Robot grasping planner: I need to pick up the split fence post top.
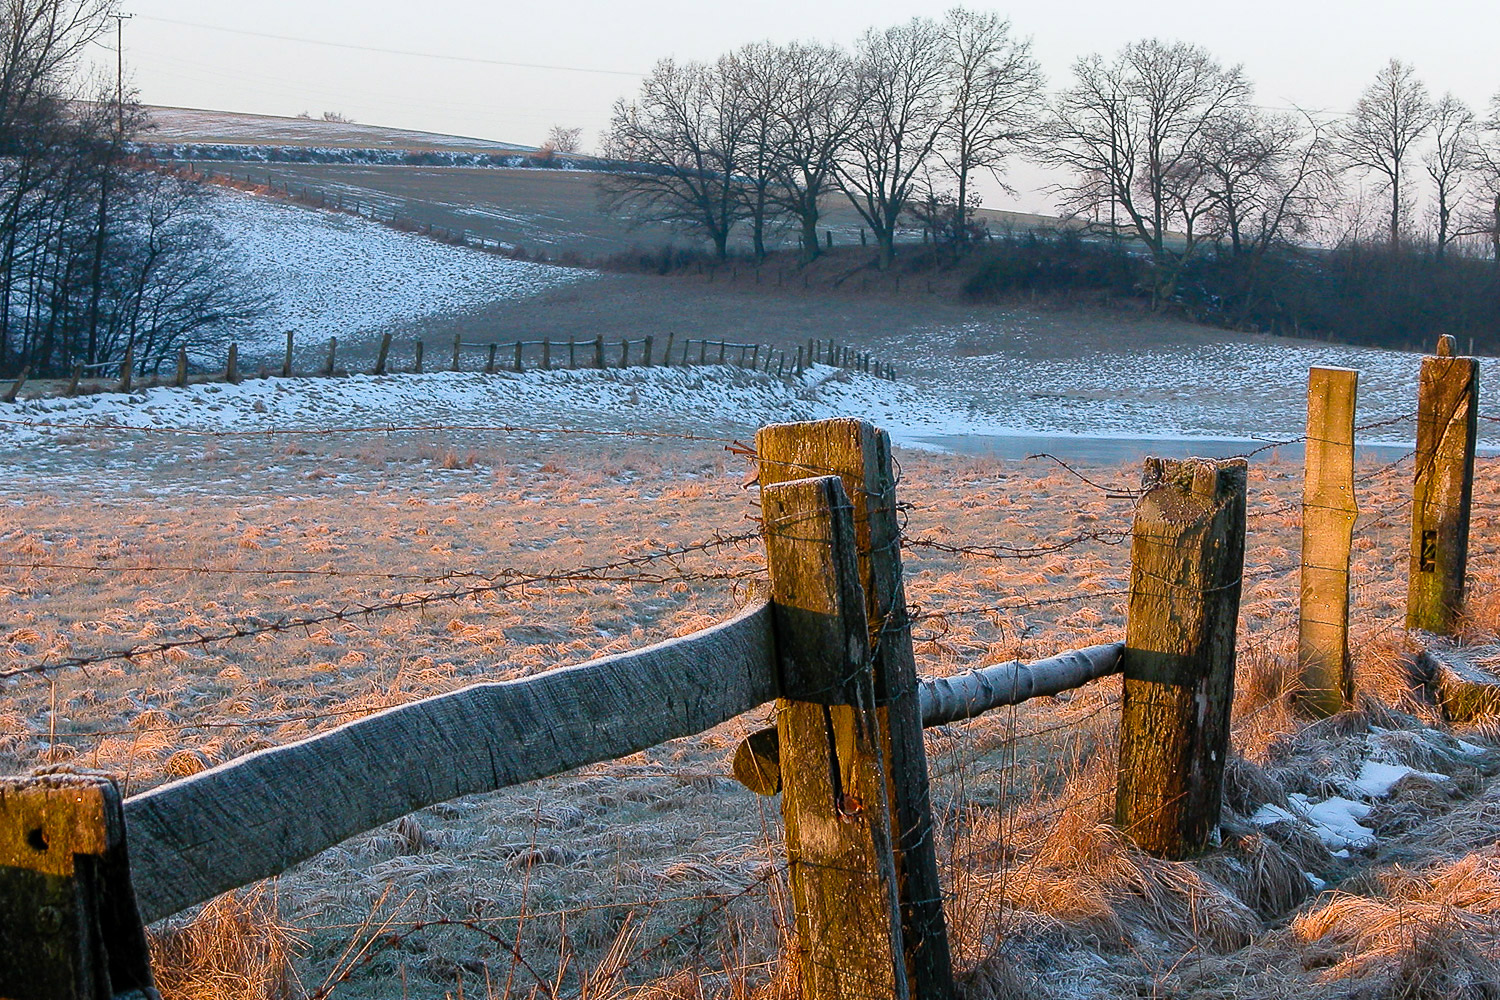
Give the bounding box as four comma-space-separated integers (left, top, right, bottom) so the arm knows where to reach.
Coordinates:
1437, 334, 1457, 357
759, 474, 909, 1000
1116, 457, 1247, 859
754, 418, 954, 999
1299, 367, 1359, 716
0, 769, 156, 1000
1408, 338, 1479, 634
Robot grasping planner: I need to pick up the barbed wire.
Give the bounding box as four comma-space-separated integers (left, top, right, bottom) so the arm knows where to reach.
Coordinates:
0, 530, 764, 681
904, 527, 1129, 561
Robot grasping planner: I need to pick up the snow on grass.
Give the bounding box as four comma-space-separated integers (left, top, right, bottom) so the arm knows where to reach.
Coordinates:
208, 191, 585, 351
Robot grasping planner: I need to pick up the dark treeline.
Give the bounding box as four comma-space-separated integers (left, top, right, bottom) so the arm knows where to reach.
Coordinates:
604, 10, 1500, 349
0, 0, 258, 379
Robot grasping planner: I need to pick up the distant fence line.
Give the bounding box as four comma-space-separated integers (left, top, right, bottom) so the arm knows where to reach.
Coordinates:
1, 330, 895, 403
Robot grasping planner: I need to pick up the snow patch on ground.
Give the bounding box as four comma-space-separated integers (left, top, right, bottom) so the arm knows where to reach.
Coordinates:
207, 192, 585, 351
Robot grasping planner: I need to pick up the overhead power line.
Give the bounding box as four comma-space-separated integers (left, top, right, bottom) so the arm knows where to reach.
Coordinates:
136, 14, 644, 78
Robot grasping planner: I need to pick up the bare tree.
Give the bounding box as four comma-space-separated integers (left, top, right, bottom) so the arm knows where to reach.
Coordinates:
601, 58, 752, 259
1040, 39, 1251, 305
1336, 59, 1434, 247
1474, 94, 1500, 260
545, 125, 583, 154
1200, 107, 1334, 256
1424, 95, 1476, 260
723, 42, 784, 259
938, 7, 1042, 247
760, 41, 861, 261
837, 17, 952, 268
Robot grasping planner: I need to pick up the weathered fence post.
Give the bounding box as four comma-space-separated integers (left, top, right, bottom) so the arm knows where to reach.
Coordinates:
224, 343, 238, 384
698, 339, 708, 364
173, 349, 186, 388
568, 338, 577, 369
760, 474, 910, 1000
412, 340, 424, 374
0, 770, 157, 999
282, 332, 294, 377
683, 337, 693, 365
324, 337, 338, 377
513, 341, 524, 373
542, 339, 551, 370
485, 344, 498, 374
373, 333, 392, 376
68, 363, 83, 396
1299, 367, 1358, 715
663, 332, 674, 367
644, 335, 654, 366
3, 367, 28, 403
717, 340, 727, 364
117, 345, 133, 393
755, 418, 955, 999
593, 335, 605, 368
620, 339, 630, 367
1408, 335, 1479, 635
452, 334, 462, 372
1116, 457, 1247, 859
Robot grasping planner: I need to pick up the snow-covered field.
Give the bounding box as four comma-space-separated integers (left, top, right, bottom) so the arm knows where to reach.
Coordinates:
207, 193, 585, 351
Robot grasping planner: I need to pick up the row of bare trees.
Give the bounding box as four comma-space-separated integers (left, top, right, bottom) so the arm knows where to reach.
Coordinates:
0, 0, 259, 379
601, 10, 1041, 269
602, 16, 1500, 305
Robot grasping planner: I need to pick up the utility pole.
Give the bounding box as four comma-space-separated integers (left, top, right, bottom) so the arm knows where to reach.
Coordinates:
109, 11, 132, 135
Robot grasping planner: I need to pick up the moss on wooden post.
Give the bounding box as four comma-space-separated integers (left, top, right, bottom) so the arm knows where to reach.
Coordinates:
1408, 336, 1478, 635
1299, 368, 1358, 715
1116, 457, 1247, 859
0, 770, 157, 1000
756, 419, 954, 1000
761, 475, 909, 1000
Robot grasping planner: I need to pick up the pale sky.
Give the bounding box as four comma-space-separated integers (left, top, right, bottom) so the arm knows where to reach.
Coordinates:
88, 0, 1499, 214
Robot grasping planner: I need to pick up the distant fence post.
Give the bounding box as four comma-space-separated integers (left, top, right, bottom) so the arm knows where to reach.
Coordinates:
542, 339, 551, 370
451, 334, 462, 372
717, 340, 727, 364
485, 344, 498, 374
698, 339, 708, 364
1408, 335, 1479, 635
117, 344, 133, 393
619, 339, 629, 367
593, 335, 605, 369
0, 771, 157, 999
412, 340, 424, 374
282, 332, 294, 377
795, 345, 804, 371
644, 335, 654, 367
663, 332, 674, 367
756, 418, 955, 999
3, 367, 28, 403
324, 337, 338, 377
760, 474, 910, 1000
1116, 457, 1247, 859
568, 338, 577, 369
224, 343, 238, 384
173, 349, 186, 388
373, 333, 392, 376
1298, 367, 1358, 716
513, 341, 524, 373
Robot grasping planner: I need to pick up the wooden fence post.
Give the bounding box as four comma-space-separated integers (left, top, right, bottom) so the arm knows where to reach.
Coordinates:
412, 340, 424, 374
224, 343, 238, 384
698, 339, 708, 364
1116, 457, 1247, 859
568, 338, 577, 369
373, 333, 392, 376
485, 344, 498, 374
663, 332, 674, 367
542, 339, 551, 370
282, 332, 293, 377
67, 363, 83, 396
718, 340, 727, 364
760, 474, 910, 1000
0, 770, 157, 999
173, 349, 186, 388
644, 334, 654, 367
452, 334, 462, 372
620, 339, 630, 367
513, 341, 524, 373
117, 345, 133, 393
683, 337, 693, 365
3, 367, 28, 403
324, 337, 337, 377
1408, 335, 1479, 635
594, 335, 605, 369
1299, 367, 1358, 715
756, 419, 954, 999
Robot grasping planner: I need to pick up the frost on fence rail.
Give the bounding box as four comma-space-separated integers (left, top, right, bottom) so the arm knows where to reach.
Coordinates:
122, 600, 777, 923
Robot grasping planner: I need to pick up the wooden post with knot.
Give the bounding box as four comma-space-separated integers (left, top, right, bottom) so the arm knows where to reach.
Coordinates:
1116, 457, 1246, 859
1299, 367, 1358, 715
748, 418, 954, 999
760, 473, 909, 1000
0, 769, 158, 999
1408, 334, 1478, 635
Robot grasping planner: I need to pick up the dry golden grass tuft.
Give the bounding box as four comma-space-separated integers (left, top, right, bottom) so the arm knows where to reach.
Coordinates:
149, 888, 302, 1000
